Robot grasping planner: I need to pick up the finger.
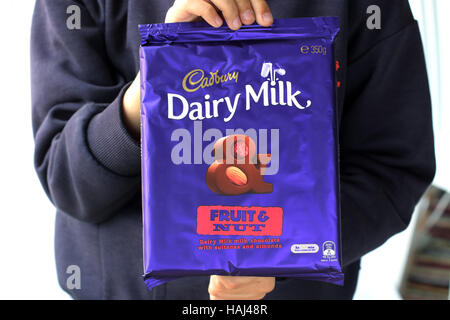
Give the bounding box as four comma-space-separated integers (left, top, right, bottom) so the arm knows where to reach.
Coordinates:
210, 0, 241, 30
209, 277, 267, 300
210, 276, 274, 297
249, 0, 273, 27
210, 291, 267, 300
209, 275, 249, 297
223, 277, 275, 295
219, 276, 258, 290
166, 0, 223, 28
235, 0, 255, 25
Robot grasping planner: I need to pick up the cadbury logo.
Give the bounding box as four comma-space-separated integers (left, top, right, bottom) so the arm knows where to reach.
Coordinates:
170, 62, 312, 123
182, 69, 239, 93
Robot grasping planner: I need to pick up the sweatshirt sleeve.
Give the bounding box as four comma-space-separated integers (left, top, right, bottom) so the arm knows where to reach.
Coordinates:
340, 0, 436, 266
31, 0, 141, 223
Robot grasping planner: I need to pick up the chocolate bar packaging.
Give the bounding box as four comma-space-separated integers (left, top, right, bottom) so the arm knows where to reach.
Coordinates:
139, 17, 343, 290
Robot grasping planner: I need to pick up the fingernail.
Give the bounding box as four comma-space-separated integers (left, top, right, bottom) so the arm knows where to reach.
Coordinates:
215, 17, 223, 28
232, 17, 241, 29
242, 10, 254, 23
262, 12, 273, 25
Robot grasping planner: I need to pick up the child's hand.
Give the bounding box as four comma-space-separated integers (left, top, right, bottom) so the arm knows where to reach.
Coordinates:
209, 275, 275, 300
166, 0, 273, 30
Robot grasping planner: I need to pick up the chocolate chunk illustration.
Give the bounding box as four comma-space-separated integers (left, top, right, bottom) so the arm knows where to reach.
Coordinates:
206, 134, 273, 195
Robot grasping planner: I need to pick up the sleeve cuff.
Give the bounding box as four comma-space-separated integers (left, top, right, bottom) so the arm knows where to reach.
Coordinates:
87, 83, 141, 176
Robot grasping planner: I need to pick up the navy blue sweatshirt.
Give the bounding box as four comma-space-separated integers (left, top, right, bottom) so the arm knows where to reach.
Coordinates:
31, 0, 435, 299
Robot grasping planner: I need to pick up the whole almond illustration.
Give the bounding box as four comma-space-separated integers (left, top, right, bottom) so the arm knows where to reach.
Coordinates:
225, 166, 248, 186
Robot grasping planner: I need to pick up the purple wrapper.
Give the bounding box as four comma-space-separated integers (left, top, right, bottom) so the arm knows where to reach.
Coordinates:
139, 17, 343, 290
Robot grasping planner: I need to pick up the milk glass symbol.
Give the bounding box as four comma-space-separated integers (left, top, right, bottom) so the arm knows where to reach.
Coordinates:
322, 241, 336, 257
261, 62, 286, 85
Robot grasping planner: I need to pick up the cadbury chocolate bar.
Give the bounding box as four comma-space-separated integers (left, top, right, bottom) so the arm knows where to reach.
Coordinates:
139, 17, 343, 290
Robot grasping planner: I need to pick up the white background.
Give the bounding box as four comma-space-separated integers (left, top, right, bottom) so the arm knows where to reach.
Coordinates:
0, 1, 447, 300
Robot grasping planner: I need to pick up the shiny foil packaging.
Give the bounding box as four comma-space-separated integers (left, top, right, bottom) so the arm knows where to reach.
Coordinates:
139, 17, 343, 290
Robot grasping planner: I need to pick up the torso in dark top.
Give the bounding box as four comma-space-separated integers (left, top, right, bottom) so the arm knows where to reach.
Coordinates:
55, 0, 356, 300
48, 0, 428, 299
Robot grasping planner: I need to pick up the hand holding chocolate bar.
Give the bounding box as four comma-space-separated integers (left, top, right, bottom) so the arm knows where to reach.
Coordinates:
208, 275, 275, 300
165, 0, 273, 30
123, 0, 273, 140
163, 0, 275, 300
122, 72, 141, 140
140, 15, 343, 294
